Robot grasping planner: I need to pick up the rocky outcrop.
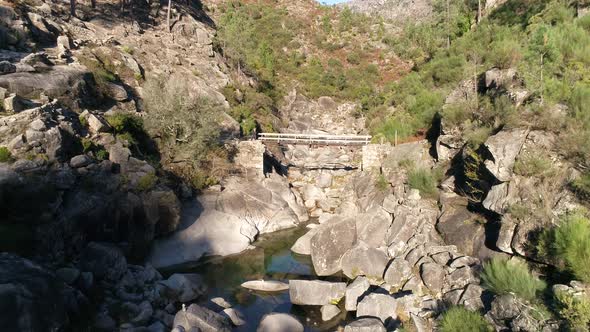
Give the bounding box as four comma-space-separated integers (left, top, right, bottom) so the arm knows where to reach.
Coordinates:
150, 174, 306, 268
280, 90, 364, 135
482, 129, 528, 182
0, 253, 88, 332
0, 65, 99, 110
0, 103, 182, 260
437, 193, 487, 258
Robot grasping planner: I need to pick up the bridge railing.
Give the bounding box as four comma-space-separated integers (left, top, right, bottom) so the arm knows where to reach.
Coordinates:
258, 133, 372, 145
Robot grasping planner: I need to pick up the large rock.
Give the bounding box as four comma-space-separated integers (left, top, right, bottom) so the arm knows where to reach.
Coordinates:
80, 110, 111, 134
289, 280, 346, 305
0, 66, 99, 109
0, 253, 86, 332
341, 243, 389, 284
355, 209, 392, 248
149, 192, 257, 268
420, 263, 445, 295
383, 258, 413, 290
159, 274, 206, 302
320, 304, 341, 321
386, 202, 437, 258
3, 93, 23, 112
496, 216, 517, 254
310, 218, 356, 275
344, 318, 386, 332
149, 190, 181, 235
485, 68, 517, 90
172, 304, 231, 332
482, 182, 513, 213
0, 61, 16, 75
257, 313, 304, 332
437, 194, 486, 258
105, 82, 128, 101
290, 227, 319, 255
483, 129, 528, 182
356, 293, 398, 323
381, 140, 434, 170
78, 242, 127, 282
345, 276, 370, 311
27, 12, 58, 43
216, 177, 301, 235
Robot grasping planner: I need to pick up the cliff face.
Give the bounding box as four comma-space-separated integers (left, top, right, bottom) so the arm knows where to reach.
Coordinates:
341, 0, 434, 23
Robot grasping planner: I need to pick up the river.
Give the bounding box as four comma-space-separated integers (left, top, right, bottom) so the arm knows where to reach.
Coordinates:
165, 225, 350, 331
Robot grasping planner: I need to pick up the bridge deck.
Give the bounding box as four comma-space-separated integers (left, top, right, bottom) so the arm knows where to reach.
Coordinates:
258, 133, 371, 145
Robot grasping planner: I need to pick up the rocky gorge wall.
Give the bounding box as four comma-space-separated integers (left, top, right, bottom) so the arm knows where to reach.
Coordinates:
1, 0, 589, 331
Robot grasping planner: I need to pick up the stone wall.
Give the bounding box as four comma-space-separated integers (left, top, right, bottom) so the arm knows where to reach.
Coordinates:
235, 140, 265, 177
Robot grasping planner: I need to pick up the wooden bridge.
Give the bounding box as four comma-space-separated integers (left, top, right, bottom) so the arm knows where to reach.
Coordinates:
257, 133, 372, 146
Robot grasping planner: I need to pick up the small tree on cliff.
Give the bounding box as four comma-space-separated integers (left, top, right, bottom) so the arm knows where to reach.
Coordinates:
70, 0, 76, 16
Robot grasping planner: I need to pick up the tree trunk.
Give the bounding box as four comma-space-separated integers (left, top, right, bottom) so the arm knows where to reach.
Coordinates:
473, 55, 478, 110
70, 0, 76, 16
540, 53, 545, 106
478, 0, 482, 23
446, 0, 451, 49
167, 0, 172, 33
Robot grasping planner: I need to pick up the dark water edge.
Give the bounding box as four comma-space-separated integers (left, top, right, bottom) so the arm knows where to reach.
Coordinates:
164, 225, 350, 331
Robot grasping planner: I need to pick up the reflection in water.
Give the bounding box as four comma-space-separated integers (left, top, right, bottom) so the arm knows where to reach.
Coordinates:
170, 226, 349, 331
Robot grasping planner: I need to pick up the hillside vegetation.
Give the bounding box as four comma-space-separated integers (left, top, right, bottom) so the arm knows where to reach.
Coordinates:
214, 1, 589, 162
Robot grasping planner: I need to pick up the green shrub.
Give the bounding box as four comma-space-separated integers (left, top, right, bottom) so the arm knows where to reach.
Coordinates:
488, 38, 522, 69
79, 115, 88, 127
552, 214, 590, 283
441, 103, 471, 128
465, 126, 492, 148
95, 149, 109, 161
372, 112, 421, 143
555, 290, 590, 331
81, 138, 93, 153
375, 174, 389, 192
398, 158, 415, 170
121, 45, 134, 55
408, 168, 439, 197
440, 307, 492, 332
137, 173, 157, 192
481, 258, 546, 301
106, 113, 144, 135
514, 154, 552, 177
346, 50, 362, 65
105, 113, 149, 153
508, 203, 530, 221
191, 170, 218, 190
571, 172, 590, 200
0, 147, 12, 163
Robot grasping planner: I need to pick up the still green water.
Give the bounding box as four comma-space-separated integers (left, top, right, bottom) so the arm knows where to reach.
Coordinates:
170, 225, 349, 331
